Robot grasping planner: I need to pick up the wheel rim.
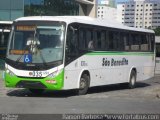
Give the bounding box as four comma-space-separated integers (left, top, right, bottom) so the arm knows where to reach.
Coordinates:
80, 78, 87, 89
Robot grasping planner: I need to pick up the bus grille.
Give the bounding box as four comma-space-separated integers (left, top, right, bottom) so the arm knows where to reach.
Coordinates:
16, 81, 46, 89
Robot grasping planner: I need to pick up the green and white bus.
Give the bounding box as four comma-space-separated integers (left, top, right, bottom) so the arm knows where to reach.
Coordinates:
4, 16, 155, 95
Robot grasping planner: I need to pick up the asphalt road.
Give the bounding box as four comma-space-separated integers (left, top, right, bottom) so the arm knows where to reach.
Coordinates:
0, 75, 160, 115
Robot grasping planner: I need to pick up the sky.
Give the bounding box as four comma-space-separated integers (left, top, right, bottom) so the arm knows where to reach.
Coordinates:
116, 0, 128, 3
116, 0, 126, 2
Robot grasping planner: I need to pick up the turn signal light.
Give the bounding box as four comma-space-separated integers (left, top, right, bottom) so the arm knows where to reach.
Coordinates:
46, 80, 57, 84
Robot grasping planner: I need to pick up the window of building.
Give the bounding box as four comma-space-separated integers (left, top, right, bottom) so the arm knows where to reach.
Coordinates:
154, 4, 157, 6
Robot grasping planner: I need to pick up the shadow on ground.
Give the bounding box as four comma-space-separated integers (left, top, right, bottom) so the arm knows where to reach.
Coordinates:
6, 82, 150, 98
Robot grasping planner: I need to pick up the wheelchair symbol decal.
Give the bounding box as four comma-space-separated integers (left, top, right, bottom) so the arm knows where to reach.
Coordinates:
24, 54, 32, 63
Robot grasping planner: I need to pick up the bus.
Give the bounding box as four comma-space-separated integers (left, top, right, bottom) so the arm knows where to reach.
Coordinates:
0, 21, 12, 59
3, 16, 155, 95
155, 36, 160, 75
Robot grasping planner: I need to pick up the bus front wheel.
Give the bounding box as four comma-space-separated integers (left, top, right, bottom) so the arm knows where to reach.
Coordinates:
128, 70, 137, 89
76, 74, 90, 95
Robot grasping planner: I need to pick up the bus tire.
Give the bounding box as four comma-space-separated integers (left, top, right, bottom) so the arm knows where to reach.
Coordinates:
29, 89, 44, 94
128, 70, 137, 89
76, 74, 90, 95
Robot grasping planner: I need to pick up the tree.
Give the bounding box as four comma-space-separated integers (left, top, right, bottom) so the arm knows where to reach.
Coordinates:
154, 27, 160, 36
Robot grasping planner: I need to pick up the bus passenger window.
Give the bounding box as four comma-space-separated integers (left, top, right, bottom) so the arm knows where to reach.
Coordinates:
88, 40, 94, 49
123, 33, 130, 51
150, 35, 155, 52
79, 29, 86, 50
96, 31, 102, 50
131, 34, 140, 51
108, 31, 113, 50
87, 30, 94, 50
140, 34, 149, 51
101, 31, 106, 50
66, 25, 78, 63
156, 43, 160, 57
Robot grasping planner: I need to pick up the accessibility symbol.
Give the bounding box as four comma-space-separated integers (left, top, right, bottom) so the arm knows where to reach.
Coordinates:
24, 54, 32, 63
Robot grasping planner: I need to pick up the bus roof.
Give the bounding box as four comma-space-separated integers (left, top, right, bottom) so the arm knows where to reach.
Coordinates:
15, 16, 154, 33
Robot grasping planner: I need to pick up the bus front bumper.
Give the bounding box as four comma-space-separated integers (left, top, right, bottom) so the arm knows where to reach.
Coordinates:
4, 71, 64, 90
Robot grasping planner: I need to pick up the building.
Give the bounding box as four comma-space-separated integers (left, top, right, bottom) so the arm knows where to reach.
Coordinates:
0, 0, 79, 21
97, 0, 117, 20
25, 0, 79, 16
76, 0, 117, 19
0, 0, 24, 21
117, 0, 160, 29
76, 0, 96, 17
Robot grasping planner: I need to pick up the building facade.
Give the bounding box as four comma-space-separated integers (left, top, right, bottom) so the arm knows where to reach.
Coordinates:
25, 0, 79, 16
0, 0, 79, 21
76, 0, 96, 17
97, 0, 117, 20
117, 0, 160, 29
0, 0, 24, 21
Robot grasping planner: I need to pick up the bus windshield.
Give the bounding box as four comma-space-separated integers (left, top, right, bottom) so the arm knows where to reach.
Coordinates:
7, 22, 65, 64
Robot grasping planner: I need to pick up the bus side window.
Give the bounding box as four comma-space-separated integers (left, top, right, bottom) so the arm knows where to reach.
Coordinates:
101, 31, 106, 50
66, 25, 78, 63
151, 34, 155, 52
87, 29, 94, 50
130, 33, 140, 51
96, 31, 102, 50
113, 31, 119, 50
156, 43, 160, 57
140, 34, 149, 51
118, 32, 125, 51
105, 31, 109, 50
108, 31, 118, 51
79, 29, 86, 50
123, 33, 130, 51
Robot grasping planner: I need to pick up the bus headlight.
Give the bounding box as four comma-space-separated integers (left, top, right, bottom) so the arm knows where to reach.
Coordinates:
6, 69, 15, 76
47, 71, 58, 78
47, 69, 62, 78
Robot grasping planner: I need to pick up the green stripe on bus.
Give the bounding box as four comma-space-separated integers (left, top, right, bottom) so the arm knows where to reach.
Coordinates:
86, 51, 154, 56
